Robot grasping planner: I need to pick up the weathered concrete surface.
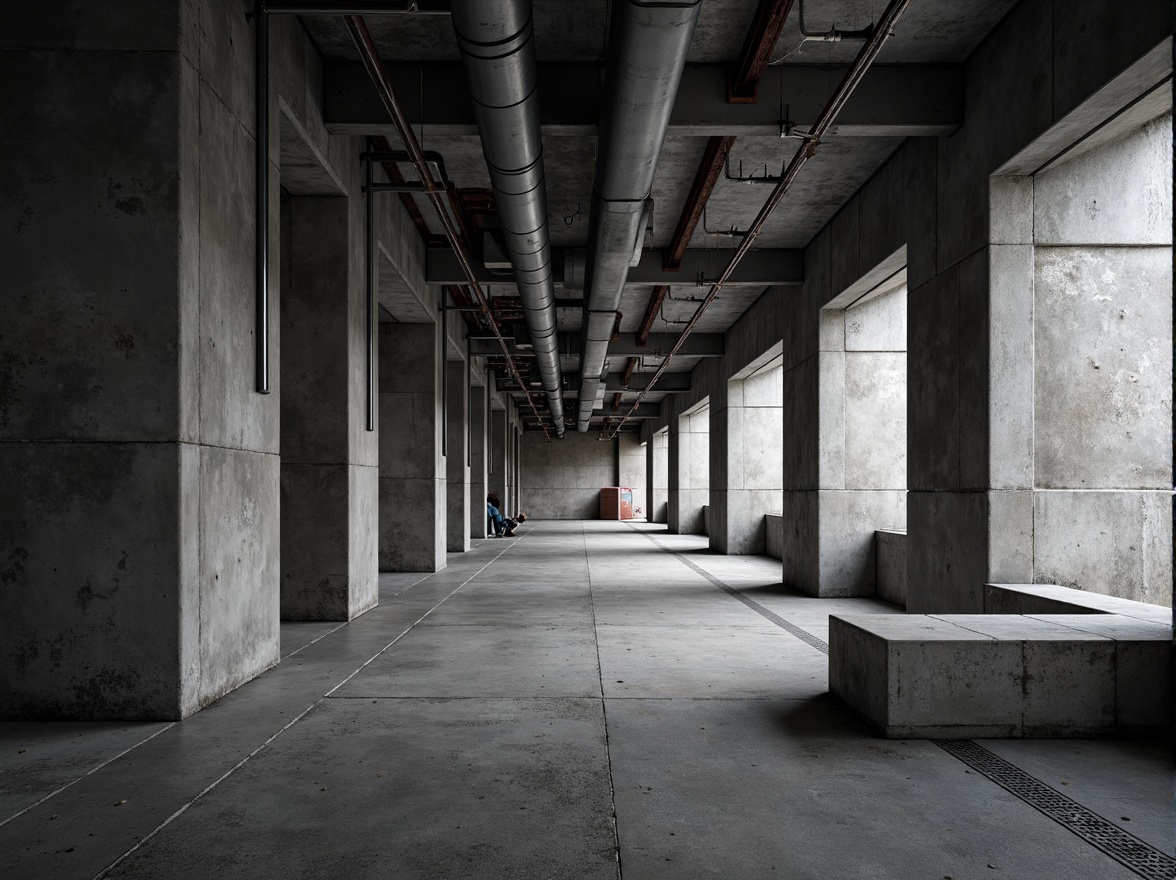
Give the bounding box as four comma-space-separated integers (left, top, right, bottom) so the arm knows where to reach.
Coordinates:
522, 431, 615, 520
279, 193, 378, 621
674, 405, 709, 535
378, 323, 446, 572
445, 359, 469, 552
0, 2, 285, 718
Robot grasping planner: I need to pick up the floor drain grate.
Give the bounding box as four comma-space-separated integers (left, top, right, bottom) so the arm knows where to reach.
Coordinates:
934, 739, 1176, 880
630, 527, 829, 654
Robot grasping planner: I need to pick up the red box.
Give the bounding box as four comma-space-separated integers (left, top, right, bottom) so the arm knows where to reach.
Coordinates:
600, 487, 634, 520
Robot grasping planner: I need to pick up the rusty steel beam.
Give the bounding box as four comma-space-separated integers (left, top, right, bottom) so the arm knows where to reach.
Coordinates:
663, 138, 734, 271
729, 0, 796, 103
636, 285, 669, 348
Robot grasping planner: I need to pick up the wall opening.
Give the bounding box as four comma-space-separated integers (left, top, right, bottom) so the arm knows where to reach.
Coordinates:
818, 270, 908, 598
650, 427, 669, 524
676, 399, 710, 535
723, 345, 784, 555
990, 112, 1173, 606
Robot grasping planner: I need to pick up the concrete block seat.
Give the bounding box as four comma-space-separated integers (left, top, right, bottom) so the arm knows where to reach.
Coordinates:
985, 582, 1171, 625
830, 604, 1171, 738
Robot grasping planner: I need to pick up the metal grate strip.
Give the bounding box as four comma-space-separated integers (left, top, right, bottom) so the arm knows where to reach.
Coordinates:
629, 527, 829, 654
934, 739, 1176, 880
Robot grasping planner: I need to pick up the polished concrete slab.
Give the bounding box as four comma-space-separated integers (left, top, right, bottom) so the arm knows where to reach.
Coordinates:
1, 521, 1169, 879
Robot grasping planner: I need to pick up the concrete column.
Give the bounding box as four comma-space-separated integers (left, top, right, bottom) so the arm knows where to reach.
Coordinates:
490, 407, 508, 516
279, 196, 378, 620
469, 377, 489, 538
0, 3, 279, 719
667, 420, 682, 531
648, 430, 669, 523
445, 358, 470, 551
378, 322, 446, 571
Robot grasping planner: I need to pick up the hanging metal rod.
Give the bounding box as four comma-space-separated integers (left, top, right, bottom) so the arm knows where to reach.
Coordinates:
606, 0, 913, 438
344, 14, 552, 438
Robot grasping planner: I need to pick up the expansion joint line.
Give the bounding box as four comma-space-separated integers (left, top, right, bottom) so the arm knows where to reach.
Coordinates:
585, 522, 624, 880
90, 534, 527, 880
625, 524, 828, 653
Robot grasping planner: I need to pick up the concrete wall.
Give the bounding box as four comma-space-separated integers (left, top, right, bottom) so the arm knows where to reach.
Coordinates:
522, 432, 616, 519
469, 368, 489, 538
765, 514, 784, 560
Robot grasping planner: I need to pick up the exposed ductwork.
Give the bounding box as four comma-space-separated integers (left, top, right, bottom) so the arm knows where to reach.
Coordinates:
451, 0, 565, 438
575, 0, 702, 432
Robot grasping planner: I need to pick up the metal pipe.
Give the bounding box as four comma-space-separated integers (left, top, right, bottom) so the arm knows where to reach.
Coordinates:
264, 1, 450, 13
365, 157, 376, 430
575, 0, 703, 432
255, 0, 270, 394
608, 0, 912, 437
450, 0, 566, 438
344, 14, 551, 438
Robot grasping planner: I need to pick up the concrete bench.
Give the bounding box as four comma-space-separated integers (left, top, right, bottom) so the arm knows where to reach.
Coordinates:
985, 582, 1171, 625
829, 612, 1170, 738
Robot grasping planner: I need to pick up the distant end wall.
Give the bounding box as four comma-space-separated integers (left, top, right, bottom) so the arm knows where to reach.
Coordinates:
522, 432, 616, 519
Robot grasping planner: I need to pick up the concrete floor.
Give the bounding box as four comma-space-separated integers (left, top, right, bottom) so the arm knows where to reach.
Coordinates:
1, 521, 1170, 879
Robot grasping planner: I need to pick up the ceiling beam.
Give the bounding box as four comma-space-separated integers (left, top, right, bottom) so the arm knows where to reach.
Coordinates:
728, 0, 796, 103
603, 372, 690, 392
325, 61, 962, 138
469, 332, 724, 359
427, 246, 803, 287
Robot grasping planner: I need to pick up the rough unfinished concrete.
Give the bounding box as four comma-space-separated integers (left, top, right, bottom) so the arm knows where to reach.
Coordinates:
1, 522, 1168, 880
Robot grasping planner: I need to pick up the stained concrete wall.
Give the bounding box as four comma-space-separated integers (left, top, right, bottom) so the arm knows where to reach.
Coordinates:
490, 405, 509, 517
521, 432, 616, 519
378, 322, 446, 571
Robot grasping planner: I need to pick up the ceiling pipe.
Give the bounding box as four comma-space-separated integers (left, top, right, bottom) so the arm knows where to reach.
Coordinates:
450, 0, 565, 438
344, 14, 551, 438
607, 0, 913, 438
575, 0, 703, 432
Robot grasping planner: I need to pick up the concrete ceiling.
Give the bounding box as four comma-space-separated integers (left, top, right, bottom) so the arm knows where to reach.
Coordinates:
296, 0, 1018, 429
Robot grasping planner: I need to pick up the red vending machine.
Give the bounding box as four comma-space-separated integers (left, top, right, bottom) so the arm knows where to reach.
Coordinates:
600, 487, 634, 520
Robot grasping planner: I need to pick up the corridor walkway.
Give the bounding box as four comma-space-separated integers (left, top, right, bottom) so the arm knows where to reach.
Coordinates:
2, 521, 1170, 879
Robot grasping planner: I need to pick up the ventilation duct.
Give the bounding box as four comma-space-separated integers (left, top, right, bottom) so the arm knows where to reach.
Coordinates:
451, 0, 565, 437
576, 0, 701, 431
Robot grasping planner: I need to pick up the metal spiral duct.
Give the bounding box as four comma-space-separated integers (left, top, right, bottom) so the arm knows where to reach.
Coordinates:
451, 0, 565, 437
576, 0, 702, 432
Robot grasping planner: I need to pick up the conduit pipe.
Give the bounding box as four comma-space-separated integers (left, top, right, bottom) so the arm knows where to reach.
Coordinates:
607, 0, 913, 437
344, 14, 551, 437
575, 0, 703, 432
450, 0, 565, 438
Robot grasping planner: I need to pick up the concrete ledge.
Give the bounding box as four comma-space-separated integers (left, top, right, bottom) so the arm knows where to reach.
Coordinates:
986, 583, 1170, 625
829, 613, 1170, 738
874, 530, 906, 607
